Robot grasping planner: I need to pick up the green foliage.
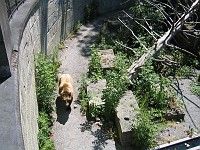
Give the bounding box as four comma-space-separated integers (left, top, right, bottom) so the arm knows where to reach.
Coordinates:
88, 46, 103, 81
130, 0, 163, 21
129, 0, 164, 45
35, 51, 59, 150
160, 50, 198, 78
175, 65, 194, 77
84, 0, 99, 23
191, 82, 200, 97
35, 52, 60, 113
38, 112, 55, 150
132, 110, 161, 150
133, 60, 173, 110
89, 102, 104, 118
102, 53, 130, 120
73, 21, 82, 33
78, 74, 91, 114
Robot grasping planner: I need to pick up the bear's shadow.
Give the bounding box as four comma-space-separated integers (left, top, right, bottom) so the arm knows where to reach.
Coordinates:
56, 96, 71, 125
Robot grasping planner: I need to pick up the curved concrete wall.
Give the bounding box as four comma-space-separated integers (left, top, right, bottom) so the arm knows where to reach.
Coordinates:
8, 0, 133, 149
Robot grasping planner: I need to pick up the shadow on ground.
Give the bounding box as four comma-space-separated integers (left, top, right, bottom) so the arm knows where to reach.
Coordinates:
79, 121, 110, 150
173, 77, 200, 129
56, 96, 71, 125
79, 121, 134, 150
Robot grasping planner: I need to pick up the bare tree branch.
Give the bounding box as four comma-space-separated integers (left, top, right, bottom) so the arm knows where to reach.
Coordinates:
145, 0, 173, 25
166, 43, 197, 57
115, 41, 136, 54
118, 18, 149, 51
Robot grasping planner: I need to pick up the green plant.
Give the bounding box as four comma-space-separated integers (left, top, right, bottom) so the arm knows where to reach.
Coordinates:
35, 51, 59, 150
73, 21, 82, 33
78, 74, 91, 114
58, 41, 65, 49
35, 52, 60, 113
191, 82, 200, 97
38, 112, 55, 150
133, 60, 172, 110
102, 53, 130, 121
132, 110, 161, 150
88, 46, 103, 81
89, 102, 104, 118
175, 65, 194, 78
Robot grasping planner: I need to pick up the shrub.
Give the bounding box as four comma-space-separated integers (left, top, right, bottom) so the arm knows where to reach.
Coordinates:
38, 112, 55, 150
35, 52, 60, 113
133, 60, 172, 110
35, 51, 59, 150
132, 110, 161, 150
102, 53, 130, 120
88, 46, 103, 81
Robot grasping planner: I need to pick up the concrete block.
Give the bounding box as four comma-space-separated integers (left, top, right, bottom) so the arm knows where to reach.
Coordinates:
115, 90, 139, 146
98, 49, 116, 69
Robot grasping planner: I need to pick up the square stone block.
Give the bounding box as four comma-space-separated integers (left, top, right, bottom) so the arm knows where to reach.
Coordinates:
97, 49, 116, 69
115, 90, 139, 146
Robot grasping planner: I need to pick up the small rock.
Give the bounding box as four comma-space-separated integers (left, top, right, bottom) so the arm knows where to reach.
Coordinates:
65, 45, 68, 48
176, 122, 180, 124
74, 104, 78, 108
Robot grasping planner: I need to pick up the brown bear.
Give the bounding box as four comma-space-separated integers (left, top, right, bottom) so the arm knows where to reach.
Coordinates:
58, 74, 74, 109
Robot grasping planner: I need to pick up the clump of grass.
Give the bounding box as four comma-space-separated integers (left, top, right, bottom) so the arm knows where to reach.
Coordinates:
133, 60, 173, 110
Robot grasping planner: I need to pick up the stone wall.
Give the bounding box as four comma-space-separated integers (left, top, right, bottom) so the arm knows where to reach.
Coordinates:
8, 0, 133, 149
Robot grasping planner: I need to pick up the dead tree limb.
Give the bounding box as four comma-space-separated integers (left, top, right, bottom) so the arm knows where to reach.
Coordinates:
126, 0, 200, 75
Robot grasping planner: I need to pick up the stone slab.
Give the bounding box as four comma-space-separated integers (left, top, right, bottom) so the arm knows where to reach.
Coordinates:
115, 90, 139, 146
98, 49, 115, 69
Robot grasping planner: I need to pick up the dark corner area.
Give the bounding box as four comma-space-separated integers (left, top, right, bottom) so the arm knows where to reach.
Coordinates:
0, 26, 11, 84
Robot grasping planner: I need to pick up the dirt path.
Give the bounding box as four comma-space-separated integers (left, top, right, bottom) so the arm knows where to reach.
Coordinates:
53, 15, 124, 150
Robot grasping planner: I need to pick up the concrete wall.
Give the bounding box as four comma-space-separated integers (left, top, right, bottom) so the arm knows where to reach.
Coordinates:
0, 1, 24, 150
6, 0, 133, 149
